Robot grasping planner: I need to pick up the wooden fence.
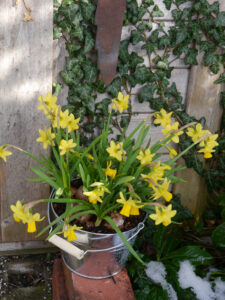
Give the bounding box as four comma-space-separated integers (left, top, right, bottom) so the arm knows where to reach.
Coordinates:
0, 0, 224, 253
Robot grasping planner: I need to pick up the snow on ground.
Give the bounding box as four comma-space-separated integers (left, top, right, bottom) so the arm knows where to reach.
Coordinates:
145, 261, 178, 300
145, 260, 225, 300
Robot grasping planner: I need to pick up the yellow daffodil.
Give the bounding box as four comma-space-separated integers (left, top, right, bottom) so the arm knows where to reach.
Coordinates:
90, 182, 110, 195
83, 189, 103, 204
59, 139, 77, 156
141, 161, 171, 186
104, 161, 117, 179
150, 204, 176, 226
165, 145, 178, 158
186, 123, 210, 143
59, 109, 80, 133
111, 92, 129, 113
153, 109, 173, 127
10, 200, 26, 223
26, 213, 45, 233
59, 224, 83, 242
106, 141, 126, 161
116, 192, 143, 217
137, 149, 155, 165
198, 134, 219, 158
38, 92, 58, 115
10, 200, 44, 233
0, 145, 12, 162
36, 128, 55, 149
152, 178, 172, 202
162, 122, 183, 143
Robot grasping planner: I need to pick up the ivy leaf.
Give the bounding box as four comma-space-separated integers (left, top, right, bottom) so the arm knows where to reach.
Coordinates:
131, 30, 144, 45
203, 51, 217, 66
152, 5, 164, 18
106, 78, 122, 97
163, 0, 173, 10
84, 32, 95, 53
53, 26, 62, 40
175, 28, 188, 44
60, 70, 75, 85
70, 25, 84, 41
82, 59, 98, 83
215, 12, 225, 27
138, 84, 157, 103
80, 1, 96, 22
66, 43, 81, 53
58, 3, 79, 23
134, 66, 150, 84
129, 52, 144, 71
210, 63, 221, 75
214, 73, 225, 84
184, 48, 198, 65
162, 246, 213, 266
119, 40, 130, 64
212, 223, 225, 247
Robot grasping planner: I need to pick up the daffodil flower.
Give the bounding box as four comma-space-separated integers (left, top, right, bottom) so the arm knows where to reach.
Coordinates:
10, 200, 45, 233
165, 145, 177, 158
150, 204, 176, 226
58, 224, 83, 242
90, 182, 110, 195
141, 162, 171, 186
38, 92, 58, 116
111, 92, 129, 113
152, 178, 172, 202
106, 141, 126, 161
198, 134, 219, 158
59, 139, 77, 156
104, 161, 117, 179
186, 123, 210, 143
26, 213, 45, 233
59, 109, 80, 133
153, 109, 173, 127
162, 122, 183, 143
83, 189, 103, 204
0, 145, 12, 162
117, 192, 143, 217
137, 149, 155, 165
36, 128, 55, 149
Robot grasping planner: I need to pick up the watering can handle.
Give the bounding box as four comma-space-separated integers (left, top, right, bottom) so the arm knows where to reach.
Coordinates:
48, 235, 85, 260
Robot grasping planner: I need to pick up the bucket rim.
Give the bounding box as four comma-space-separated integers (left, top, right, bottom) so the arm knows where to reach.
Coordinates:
49, 189, 146, 237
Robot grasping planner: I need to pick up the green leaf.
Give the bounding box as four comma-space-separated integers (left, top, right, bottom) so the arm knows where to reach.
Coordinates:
104, 216, 145, 265
84, 32, 95, 53
53, 26, 62, 39
115, 176, 135, 187
82, 59, 98, 83
212, 223, 225, 247
80, 1, 96, 22
215, 12, 225, 27
119, 40, 130, 64
70, 25, 84, 41
152, 5, 164, 18
163, 0, 173, 10
131, 30, 144, 45
138, 84, 157, 103
106, 77, 122, 97
162, 246, 213, 266
214, 73, 225, 84
134, 66, 150, 84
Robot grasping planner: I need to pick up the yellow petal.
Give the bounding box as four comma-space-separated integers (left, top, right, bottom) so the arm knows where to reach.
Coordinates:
27, 221, 36, 233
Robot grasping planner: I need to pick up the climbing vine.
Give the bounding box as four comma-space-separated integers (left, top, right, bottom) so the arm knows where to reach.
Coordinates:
53, 0, 225, 206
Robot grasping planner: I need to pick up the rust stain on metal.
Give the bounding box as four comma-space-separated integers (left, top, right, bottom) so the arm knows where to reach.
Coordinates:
95, 0, 126, 86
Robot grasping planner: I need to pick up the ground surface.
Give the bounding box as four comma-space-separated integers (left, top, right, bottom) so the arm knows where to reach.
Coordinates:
0, 252, 60, 299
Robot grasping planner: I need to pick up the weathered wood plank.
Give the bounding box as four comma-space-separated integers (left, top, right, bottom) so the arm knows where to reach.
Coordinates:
0, 0, 53, 242
173, 0, 225, 217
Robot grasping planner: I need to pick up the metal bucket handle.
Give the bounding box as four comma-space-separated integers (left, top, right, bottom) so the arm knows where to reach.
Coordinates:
47, 203, 85, 260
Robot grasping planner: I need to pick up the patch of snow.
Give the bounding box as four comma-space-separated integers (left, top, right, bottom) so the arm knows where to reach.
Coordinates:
214, 278, 225, 300
178, 261, 215, 300
145, 261, 178, 300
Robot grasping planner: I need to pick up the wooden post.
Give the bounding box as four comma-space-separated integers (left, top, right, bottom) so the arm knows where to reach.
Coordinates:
0, 1, 53, 243
173, 0, 225, 217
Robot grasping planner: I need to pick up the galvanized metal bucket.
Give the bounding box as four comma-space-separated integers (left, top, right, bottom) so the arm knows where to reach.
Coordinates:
48, 191, 145, 279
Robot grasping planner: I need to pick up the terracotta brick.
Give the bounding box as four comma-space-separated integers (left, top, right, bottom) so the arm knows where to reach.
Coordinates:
52, 258, 68, 300
62, 259, 135, 300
